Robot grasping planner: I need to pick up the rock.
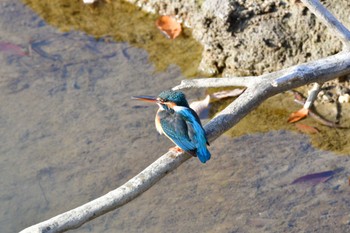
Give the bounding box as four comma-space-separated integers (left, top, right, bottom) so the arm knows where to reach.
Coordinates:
125, 0, 348, 76
338, 94, 350, 103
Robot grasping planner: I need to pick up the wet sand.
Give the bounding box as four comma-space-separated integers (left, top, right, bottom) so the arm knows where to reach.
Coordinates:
0, 1, 350, 233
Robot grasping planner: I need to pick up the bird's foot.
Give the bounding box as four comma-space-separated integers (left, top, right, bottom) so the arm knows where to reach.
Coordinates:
169, 146, 183, 153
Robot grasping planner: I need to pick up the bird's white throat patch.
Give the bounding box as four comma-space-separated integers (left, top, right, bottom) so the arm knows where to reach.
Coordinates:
173, 106, 188, 112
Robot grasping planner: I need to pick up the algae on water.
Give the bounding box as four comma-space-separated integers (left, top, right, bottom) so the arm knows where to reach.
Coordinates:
22, 0, 203, 76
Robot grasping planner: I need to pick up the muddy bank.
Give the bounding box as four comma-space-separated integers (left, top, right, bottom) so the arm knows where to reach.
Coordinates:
126, 0, 348, 76
127, 0, 350, 103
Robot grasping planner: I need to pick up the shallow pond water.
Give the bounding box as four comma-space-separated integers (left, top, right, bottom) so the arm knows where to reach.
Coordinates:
22, 0, 203, 77
1, 1, 350, 233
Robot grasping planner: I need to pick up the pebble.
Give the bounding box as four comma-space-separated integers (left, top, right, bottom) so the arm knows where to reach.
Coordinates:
338, 94, 350, 103
83, 0, 97, 4
322, 93, 333, 102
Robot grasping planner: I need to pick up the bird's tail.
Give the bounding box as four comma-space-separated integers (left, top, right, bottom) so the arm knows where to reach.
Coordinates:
197, 146, 211, 163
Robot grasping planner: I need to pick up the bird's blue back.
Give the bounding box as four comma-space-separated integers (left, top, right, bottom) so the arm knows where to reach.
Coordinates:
158, 106, 211, 163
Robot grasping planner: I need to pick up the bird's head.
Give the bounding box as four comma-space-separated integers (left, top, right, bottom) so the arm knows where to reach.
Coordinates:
132, 90, 189, 110
157, 90, 189, 109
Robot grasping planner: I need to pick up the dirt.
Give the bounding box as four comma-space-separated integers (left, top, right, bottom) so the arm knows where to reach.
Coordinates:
120, 0, 347, 75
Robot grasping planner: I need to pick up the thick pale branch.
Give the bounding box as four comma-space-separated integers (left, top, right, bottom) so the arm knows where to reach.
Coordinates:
20, 0, 350, 232
21, 51, 350, 233
172, 76, 255, 90
20, 151, 192, 233
270, 52, 350, 87
271, 65, 308, 87
202, 52, 350, 141
177, 52, 350, 91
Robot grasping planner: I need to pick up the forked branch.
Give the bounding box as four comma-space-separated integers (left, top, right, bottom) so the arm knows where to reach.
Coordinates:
20, 0, 350, 232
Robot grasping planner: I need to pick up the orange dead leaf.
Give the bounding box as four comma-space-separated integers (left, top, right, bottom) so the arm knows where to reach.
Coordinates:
155, 15, 182, 39
287, 108, 309, 123
295, 123, 319, 134
189, 95, 210, 116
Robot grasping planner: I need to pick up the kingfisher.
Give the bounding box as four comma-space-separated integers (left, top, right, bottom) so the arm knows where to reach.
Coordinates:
132, 90, 211, 163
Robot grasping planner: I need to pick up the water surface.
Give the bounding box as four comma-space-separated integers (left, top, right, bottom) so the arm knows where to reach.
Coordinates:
1, 1, 350, 233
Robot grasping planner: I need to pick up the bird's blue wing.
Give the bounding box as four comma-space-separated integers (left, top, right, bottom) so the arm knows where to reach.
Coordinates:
159, 107, 211, 163
159, 111, 197, 152
174, 107, 211, 163
175, 107, 209, 147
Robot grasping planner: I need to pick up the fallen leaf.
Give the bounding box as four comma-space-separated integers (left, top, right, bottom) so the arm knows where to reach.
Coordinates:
0, 41, 28, 56
287, 107, 308, 123
155, 15, 182, 39
291, 90, 346, 128
292, 90, 305, 102
211, 89, 245, 100
295, 123, 319, 134
291, 168, 343, 186
190, 95, 210, 119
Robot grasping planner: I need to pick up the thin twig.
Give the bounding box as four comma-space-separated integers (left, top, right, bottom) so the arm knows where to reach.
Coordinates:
303, 82, 323, 109
292, 91, 348, 128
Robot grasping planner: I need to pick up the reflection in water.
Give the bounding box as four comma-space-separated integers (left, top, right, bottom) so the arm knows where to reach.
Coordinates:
1, 1, 350, 233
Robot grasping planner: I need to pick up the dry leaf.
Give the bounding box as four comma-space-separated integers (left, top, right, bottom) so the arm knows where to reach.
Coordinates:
287, 108, 308, 123
0, 41, 28, 56
190, 95, 210, 119
155, 16, 182, 39
292, 90, 305, 102
291, 168, 343, 186
295, 123, 319, 134
211, 89, 245, 100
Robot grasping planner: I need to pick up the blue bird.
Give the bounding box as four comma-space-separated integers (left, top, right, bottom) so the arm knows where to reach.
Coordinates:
132, 90, 211, 163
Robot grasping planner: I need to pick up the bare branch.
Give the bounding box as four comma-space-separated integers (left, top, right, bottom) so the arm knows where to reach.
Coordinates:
303, 82, 322, 109
20, 0, 350, 232
20, 151, 191, 233
20, 51, 350, 233
172, 76, 255, 90
271, 65, 309, 87
204, 52, 350, 141
292, 90, 345, 128
176, 52, 350, 91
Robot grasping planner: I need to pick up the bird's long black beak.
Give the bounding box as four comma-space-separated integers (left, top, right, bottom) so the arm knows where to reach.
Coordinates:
131, 95, 158, 103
